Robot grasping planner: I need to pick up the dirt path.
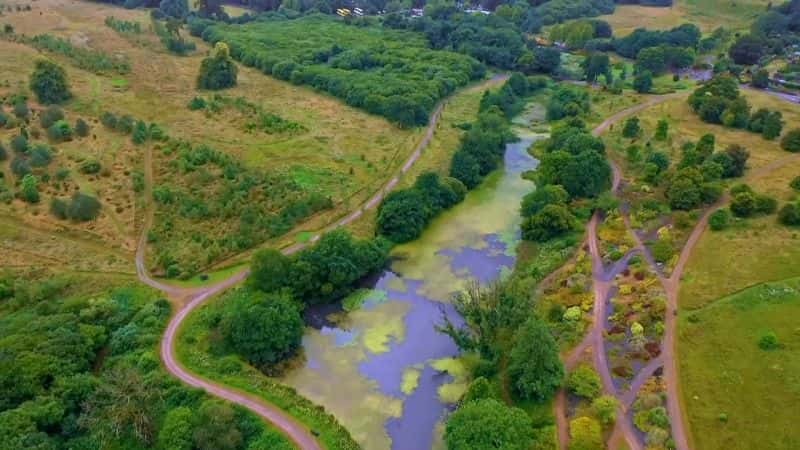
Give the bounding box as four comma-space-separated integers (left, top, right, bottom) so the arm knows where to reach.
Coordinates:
136, 76, 508, 450
554, 93, 685, 450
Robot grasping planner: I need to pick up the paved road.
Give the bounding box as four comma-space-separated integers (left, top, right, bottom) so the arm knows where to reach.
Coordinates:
138, 76, 508, 450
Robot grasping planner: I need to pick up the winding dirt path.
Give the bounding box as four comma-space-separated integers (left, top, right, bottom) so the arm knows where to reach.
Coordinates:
554, 93, 683, 450
137, 76, 508, 450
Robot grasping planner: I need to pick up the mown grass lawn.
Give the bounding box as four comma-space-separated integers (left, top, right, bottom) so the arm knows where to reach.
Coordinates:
678, 277, 800, 450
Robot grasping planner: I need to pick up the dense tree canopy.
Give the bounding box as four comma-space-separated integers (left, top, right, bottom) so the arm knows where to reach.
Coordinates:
445, 399, 534, 450
508, 316, 564, 400
222, 290, 304, 367
197, 42, 238, 90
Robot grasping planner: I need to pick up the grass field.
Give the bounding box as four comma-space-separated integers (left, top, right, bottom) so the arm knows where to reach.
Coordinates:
598, 0, 770, 36
678, 277, 800, 450
0, 0, 436, 273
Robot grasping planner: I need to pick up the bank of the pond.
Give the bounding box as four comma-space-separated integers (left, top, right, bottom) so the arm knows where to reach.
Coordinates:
277, 118, 544, 449
173, 98, 547, 450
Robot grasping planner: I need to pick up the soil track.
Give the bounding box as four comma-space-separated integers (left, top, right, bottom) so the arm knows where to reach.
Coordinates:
137, 76, 507, 450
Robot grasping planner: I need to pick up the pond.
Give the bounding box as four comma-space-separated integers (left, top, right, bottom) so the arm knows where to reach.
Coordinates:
281, 105, 545, 449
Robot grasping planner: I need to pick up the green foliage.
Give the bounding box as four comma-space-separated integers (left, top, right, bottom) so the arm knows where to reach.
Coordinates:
75, 118, 90, 137
20, 174, 39, 203
47, 120, 73, 141
201, 15, 484, 126
51, 192, 102, 221
197, 42, 238, 90
508, 316, 564, 401
193, 401, 243, 450
158, 407, 194, 450
10, 157, 31, 177
633, 70, 653, 93
159, 0, 189, 19
546, 84, 590, 121
622, 116, 641, 138
781, 129, 800, 152
790, 176, 800, 192
12, 101, 30, 120
520, 184, 569, 218
778, 203, 800, 226
748, 108, 783, 140
39, 105, 64, 128
614, 23, 699, 59
537, 149, 611, 198
445, 399, 534, 450
0, 143, 6, 161
79, 159, 102, 174
569, 416, 603, 450
709, 209, 731, 231
222, 289, 303, 367
566, 364, 601, 399
247, 229, 389, 305
522, 204, 575, 242
132, 120, 148, 144
758, 331, 780, 350
461, 376, 494, 403
729, 188, 777, 218
105, 16, 142, 34
592, 395, 619, 425
29, 59, 71, 105
667, 167, 705, 210
27, 34, 130, 74
449, 100, 515, 188
650, 237, 673, 263
378, 172, 464, 243
654, 119, 668, 141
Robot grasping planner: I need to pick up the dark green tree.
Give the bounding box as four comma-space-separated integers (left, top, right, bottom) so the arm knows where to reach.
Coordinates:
377, 188, 429, 243
520, 184, 569, 218
654, 119, 668, 141
158, 407, 194, 450
445, 399, 534, 450
622, 116, 641, 138
29, 59, 71, 104
633, 70, 652, 93
507, 316, 564, 401
192, 401, 243, 450
781, 129, 800, 152
197, 42, 238, 90
222, 290, 303, 367
521, 204, 574, 242
248, 249, 292, 293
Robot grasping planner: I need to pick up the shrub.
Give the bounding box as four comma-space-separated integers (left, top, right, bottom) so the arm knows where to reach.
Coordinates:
791, 176, 800, 192
622, 116, 641, 138
566, 364, 601, 399
65, 192, 102, 221
20, 174, 39, 203
650, 237, 673, 263
754, 194, 778, 215
197, 42, 238, 90
132, 120, 148, 144
29, 59, 72, 104
569, 416, 602, 450
521, 204, 574, 242
592, 395, 619, 425
12, 101, 30, 120
39, 105, 64, 128
520, 184, 569, 217
47, 120, 73, 141
0, 143, 6, 161
758, 331, 779, 350
100, 111, 118, 128
79, 159, 102, 174
10, 157, 31, 176
10, 134, 28, 153
188, 96, 207, 110
28, 143, 53, 167
708, 209, 731, 231
781, 129, 800, 152
730, 191, 757, 217
778, 203, 800, 226
75, 118, 90, 137
633, 70, 652, 93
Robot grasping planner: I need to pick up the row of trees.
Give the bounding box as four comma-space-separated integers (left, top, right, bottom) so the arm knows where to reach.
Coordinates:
449, 74, 540, 189
689, 75, 784, 139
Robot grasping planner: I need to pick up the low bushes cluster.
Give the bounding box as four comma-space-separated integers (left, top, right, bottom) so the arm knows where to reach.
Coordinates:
24, 33, 130, 74
50, 191, 102, 221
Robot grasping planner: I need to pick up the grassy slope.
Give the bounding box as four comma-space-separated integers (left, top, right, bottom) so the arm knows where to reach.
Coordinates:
598, 0, 770, 36
678, 277, 800, 450
677, 90, 800, 309
0, 0, 425, 271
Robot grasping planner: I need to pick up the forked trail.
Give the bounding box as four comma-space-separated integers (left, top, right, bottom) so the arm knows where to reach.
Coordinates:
138, 76, 507, 450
